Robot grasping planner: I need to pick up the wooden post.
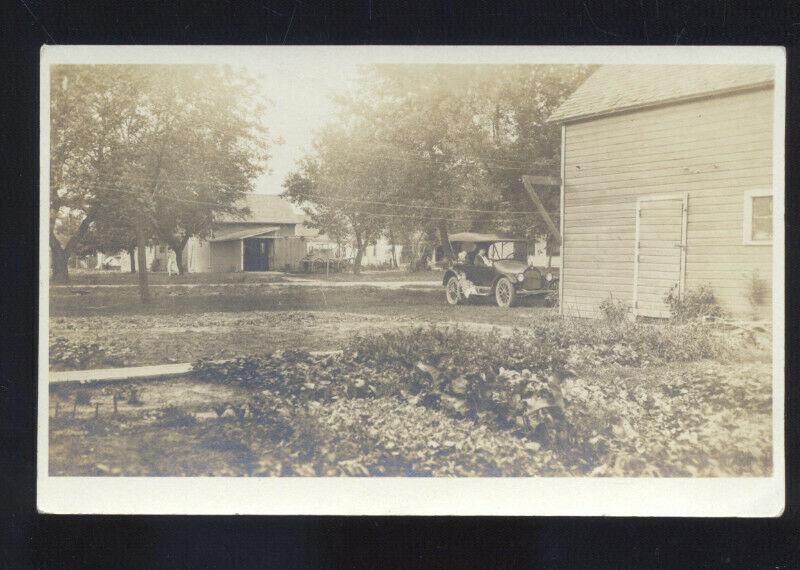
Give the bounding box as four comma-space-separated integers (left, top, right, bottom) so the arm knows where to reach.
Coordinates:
521, 175, 561, 246
54, 401, 60, 418
113, 394, 118, 415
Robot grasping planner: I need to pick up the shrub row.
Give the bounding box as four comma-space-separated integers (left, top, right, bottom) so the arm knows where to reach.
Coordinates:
525, 317, 732, 368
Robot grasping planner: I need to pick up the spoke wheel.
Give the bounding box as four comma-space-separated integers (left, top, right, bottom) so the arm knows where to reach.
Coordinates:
494, 277, 516, 308
445, 276, 463, 305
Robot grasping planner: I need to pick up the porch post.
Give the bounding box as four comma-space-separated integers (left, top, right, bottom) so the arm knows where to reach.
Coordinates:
240, 239, 244, 272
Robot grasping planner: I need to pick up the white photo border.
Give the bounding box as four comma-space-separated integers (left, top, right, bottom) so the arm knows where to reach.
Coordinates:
38, 45, 786, 516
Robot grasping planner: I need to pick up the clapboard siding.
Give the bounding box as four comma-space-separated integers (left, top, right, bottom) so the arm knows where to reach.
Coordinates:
272, 237, 307, 271
561, 87, 773, 318
210, 240, 242, 273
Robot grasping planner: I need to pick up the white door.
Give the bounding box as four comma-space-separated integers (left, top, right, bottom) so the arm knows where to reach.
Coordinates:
633, 193, 688, 318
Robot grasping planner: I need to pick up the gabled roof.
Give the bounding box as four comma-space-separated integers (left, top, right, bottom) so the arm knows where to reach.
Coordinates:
215, 194, 303, 225
549, 65, 774, 123
210, 226, 279, 242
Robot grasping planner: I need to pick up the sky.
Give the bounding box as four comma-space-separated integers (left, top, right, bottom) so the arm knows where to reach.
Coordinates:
248, 61, 361, 198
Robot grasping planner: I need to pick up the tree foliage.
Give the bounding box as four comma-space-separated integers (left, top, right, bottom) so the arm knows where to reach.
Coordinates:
284, 64, 593, 269
283, 124, 396, 273
49, 64, 270, 281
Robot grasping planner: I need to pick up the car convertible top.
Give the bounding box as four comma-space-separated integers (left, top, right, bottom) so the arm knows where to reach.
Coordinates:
448, 232, 527, 243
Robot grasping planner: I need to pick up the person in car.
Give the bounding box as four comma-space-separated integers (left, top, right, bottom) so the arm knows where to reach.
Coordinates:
464, 243, 478, 265
475, 248, 492, 267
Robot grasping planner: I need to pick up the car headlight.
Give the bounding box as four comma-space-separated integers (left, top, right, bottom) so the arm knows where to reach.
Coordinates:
517, 273, 525, 282
545, 272, 553, 281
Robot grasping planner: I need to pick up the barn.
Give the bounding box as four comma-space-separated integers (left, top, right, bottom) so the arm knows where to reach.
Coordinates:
186, 194, 308, 273
548, 65, 775, 319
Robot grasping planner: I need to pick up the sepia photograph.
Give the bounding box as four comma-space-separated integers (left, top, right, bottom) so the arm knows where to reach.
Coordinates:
38, 46, 785, 515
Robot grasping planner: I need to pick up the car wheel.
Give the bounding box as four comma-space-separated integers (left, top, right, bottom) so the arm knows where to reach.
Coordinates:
494, 277, 516, 308
445, 276, 463, 305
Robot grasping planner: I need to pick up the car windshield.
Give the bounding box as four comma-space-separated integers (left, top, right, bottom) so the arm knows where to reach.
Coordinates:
457, 241, 525, 264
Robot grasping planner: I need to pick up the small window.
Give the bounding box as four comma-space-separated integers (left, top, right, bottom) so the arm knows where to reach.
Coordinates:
158, 245, 166, 254
743, 190, 773, 245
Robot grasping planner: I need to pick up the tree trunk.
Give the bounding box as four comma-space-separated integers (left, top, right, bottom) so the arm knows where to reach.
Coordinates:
388, 229, 397, 268
174, 243, 187, 275
50, 232, 69, 283
135, 214, 151, 303
127, 246, 136, 273
352, 236, 365, 275
437, 221, 453, 263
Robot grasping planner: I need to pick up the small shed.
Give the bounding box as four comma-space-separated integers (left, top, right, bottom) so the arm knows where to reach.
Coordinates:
186, 194, 307, 273
548, 65, 775, 319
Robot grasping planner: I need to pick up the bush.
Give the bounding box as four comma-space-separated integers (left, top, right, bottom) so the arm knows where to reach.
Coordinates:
49, 336, 134, 370
664, 284, 725, 321
195, 327, 571, 444
153, 405, 197, 427
527, 317, 732, 368
745, 270, 769, 312
598, 295, 630, 323
348, 326, 568, 378
192, 321, 738, 452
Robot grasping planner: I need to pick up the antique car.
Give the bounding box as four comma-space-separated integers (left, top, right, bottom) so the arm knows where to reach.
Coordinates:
442, 232, 559, 307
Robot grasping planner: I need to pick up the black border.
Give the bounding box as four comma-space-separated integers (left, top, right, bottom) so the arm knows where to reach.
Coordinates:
3, 1, 798, 567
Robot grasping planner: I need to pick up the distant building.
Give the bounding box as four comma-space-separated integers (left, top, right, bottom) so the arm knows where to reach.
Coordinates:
360, 238, 403, 268
120, 194, 310, 273
549, 65, 774, 318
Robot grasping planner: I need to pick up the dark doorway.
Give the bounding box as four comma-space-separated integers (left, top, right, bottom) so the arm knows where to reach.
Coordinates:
243, 238, 271, 271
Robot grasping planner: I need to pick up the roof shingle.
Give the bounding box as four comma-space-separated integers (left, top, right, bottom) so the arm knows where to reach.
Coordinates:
549, 65, 774, 123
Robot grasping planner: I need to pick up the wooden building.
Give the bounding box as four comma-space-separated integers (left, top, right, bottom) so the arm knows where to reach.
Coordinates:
548, 65, 775, 319
186, 194, 308, 273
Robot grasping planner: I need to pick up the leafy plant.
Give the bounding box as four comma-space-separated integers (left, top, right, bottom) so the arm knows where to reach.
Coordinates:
664, 284, 725, 321
744, 270, 769, 314
49, 336, 134, 370
527, 316, 732, 368
127, 386, 143, 406
153, 405, 197, 427
598, 295, 630, 323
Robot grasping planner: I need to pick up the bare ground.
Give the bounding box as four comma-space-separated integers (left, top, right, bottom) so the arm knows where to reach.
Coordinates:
49, 281, 554, 369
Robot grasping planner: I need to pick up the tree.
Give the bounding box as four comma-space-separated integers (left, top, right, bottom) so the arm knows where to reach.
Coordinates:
49, 65, 142, 282
49, 65, 270, 291
140, 66, 268, 275
283, 124, 390, 275
335, 64, 593, 254
83, 209, 139, 273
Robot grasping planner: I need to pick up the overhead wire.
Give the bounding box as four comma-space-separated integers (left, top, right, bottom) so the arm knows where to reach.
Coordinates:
74, 179, 562, 219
